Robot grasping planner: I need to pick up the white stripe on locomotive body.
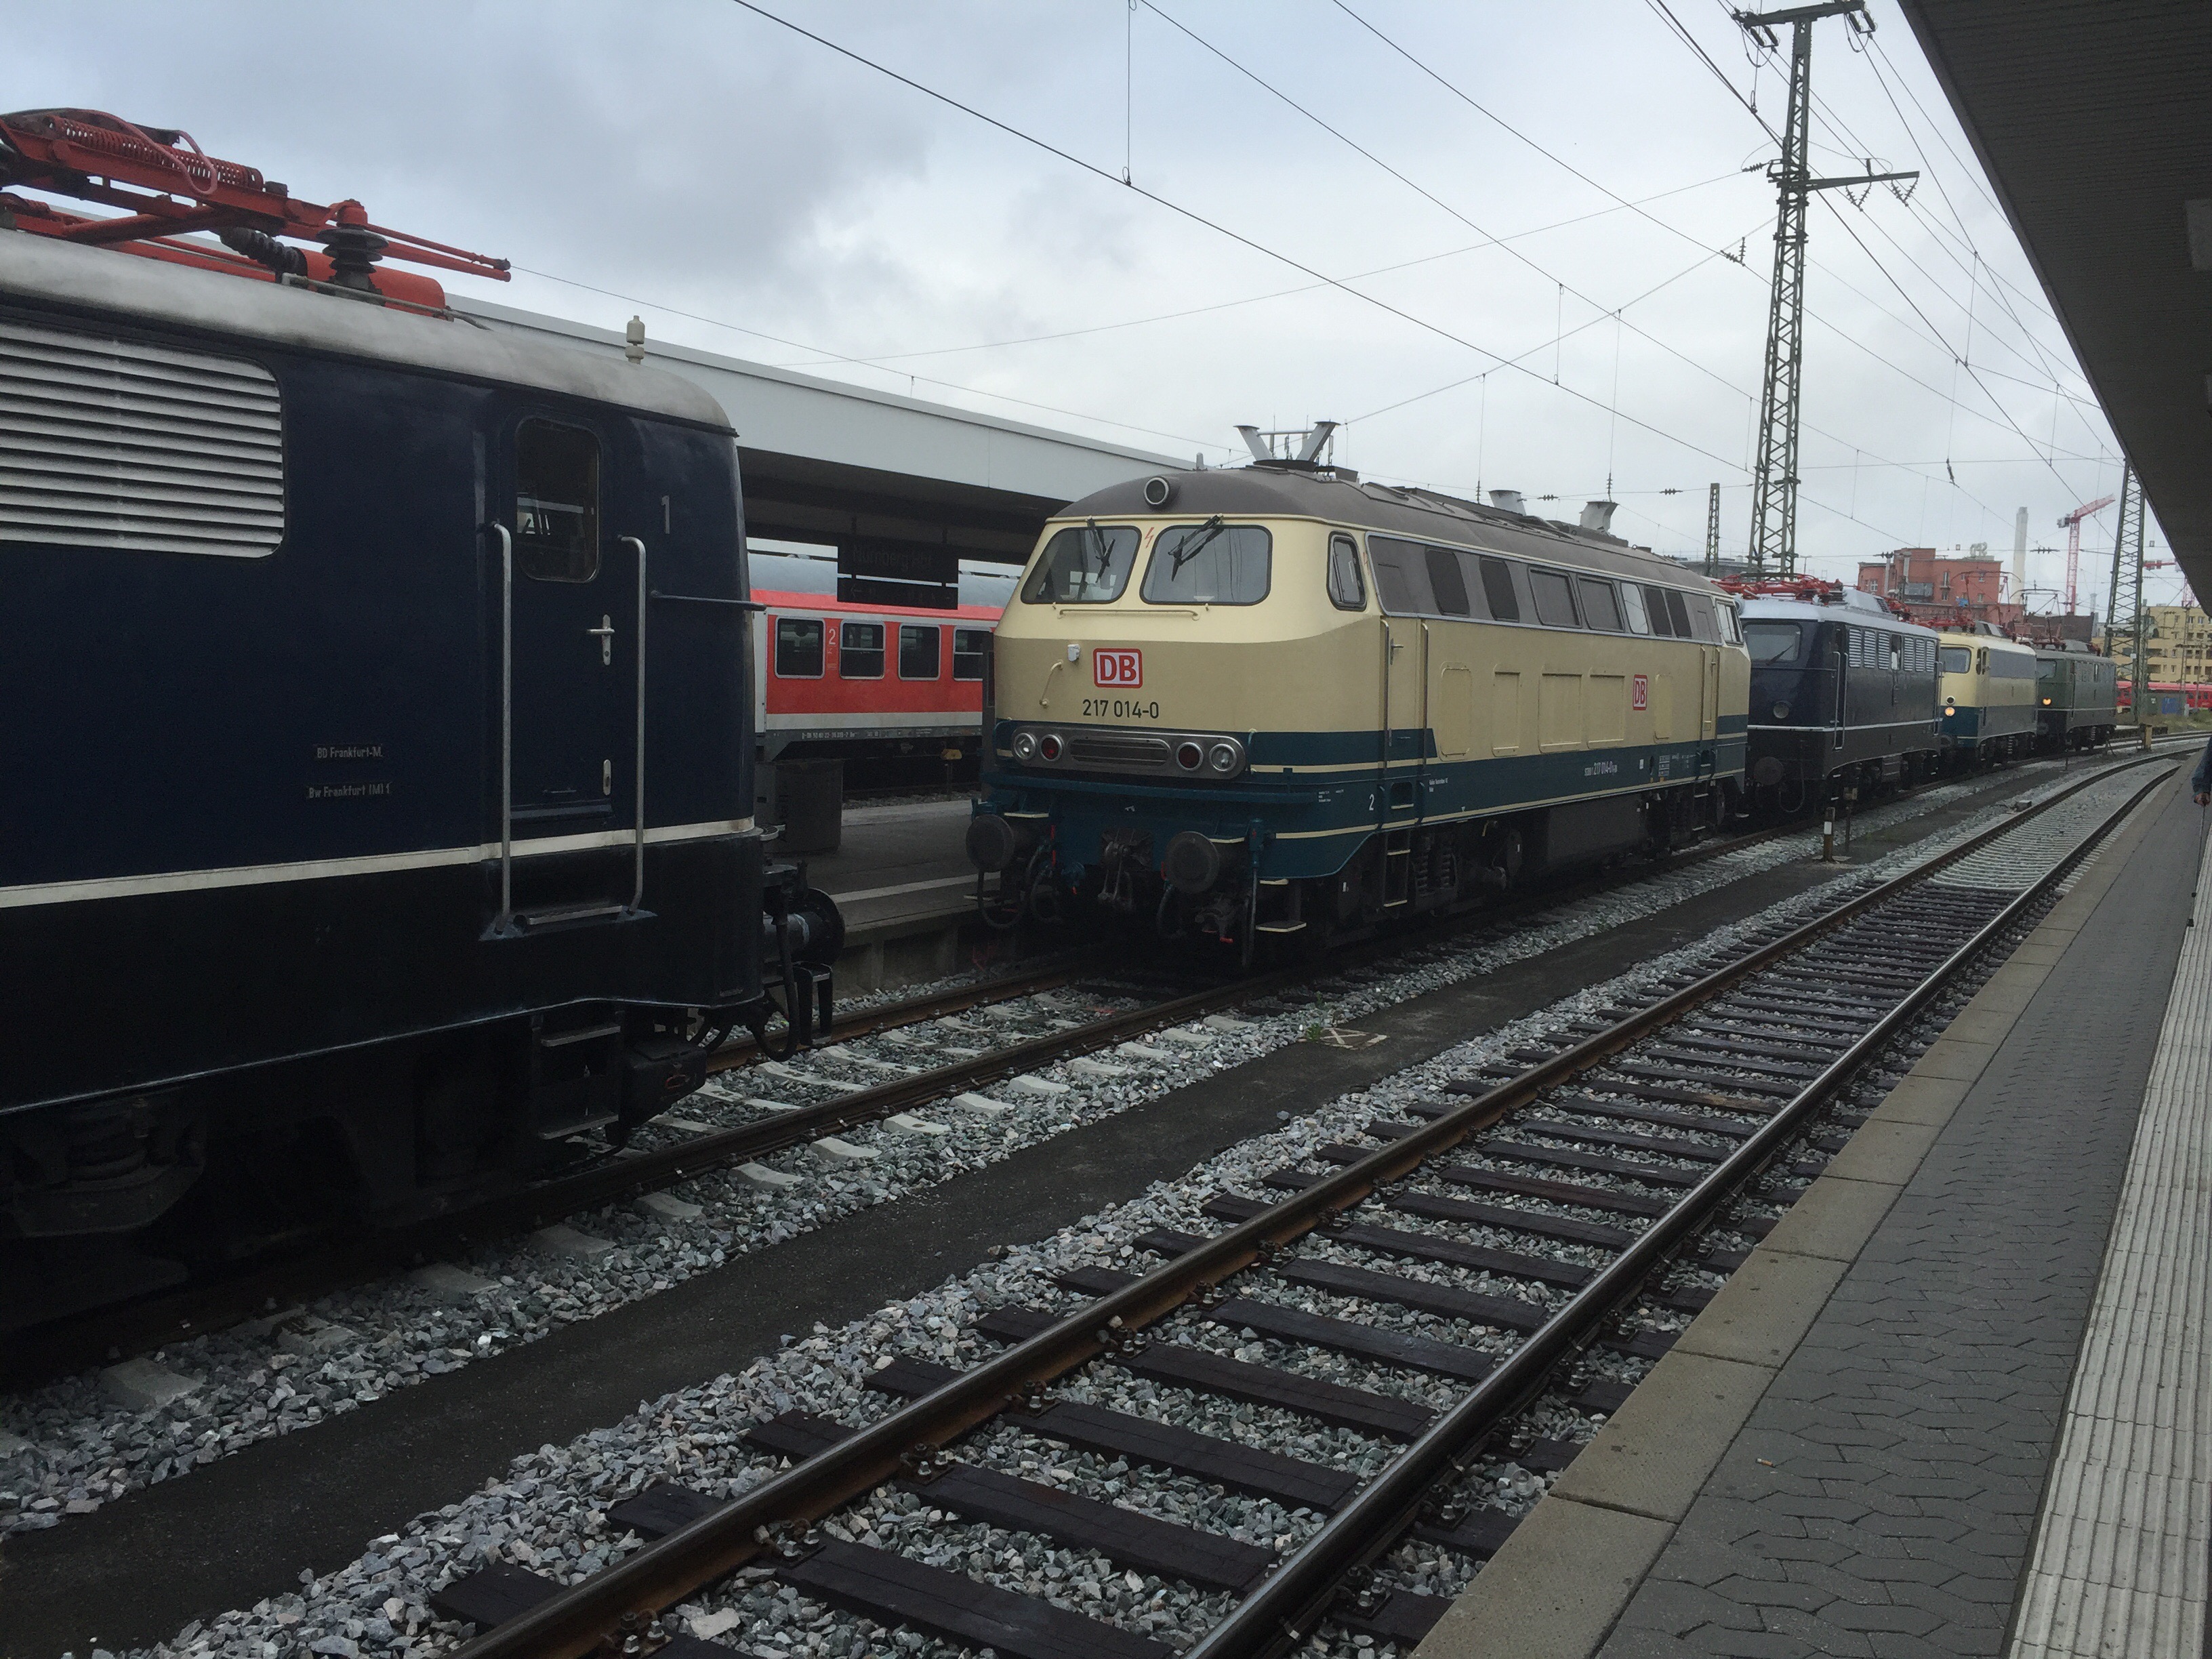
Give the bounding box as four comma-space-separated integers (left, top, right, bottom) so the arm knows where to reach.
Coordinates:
985, 476, 1749, 883
0, 818, 757, 911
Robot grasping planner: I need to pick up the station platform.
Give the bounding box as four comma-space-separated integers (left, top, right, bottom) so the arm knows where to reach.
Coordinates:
792, 797, 992, 993
1418, 772, 2212, 1659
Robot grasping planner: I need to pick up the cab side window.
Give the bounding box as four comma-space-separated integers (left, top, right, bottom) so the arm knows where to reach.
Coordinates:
1326, 533, 1367, 611
515, 419, 600, 582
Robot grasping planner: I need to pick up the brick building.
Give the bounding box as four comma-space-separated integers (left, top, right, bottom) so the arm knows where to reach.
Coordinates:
1855, 548, 2025, 628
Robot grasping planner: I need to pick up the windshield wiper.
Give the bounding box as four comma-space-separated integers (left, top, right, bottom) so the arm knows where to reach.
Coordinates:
1084, 516, 1115, 574
1168, 514, 1226, 575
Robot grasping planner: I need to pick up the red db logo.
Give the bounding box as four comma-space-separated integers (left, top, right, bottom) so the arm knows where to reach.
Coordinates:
1094, 649, 1143, 688
1632, 674, 1649, 711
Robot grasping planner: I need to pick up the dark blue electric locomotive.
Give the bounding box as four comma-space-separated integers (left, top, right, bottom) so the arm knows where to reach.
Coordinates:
0, 144, 834, 1322
1736, 587, 1942, 811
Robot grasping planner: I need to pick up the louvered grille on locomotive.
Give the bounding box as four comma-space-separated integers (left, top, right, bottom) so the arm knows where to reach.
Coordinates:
0, 316, 284, 557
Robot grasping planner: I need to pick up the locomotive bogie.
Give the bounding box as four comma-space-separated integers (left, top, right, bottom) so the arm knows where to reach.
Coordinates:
974, 466, 1749, 945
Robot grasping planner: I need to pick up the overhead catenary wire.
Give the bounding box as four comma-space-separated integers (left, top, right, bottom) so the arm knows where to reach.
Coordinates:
722, 0, 1758, 478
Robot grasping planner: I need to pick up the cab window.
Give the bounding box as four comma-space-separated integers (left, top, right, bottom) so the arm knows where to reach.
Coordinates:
1940, 645, 1972, 674
1745, 621, 1803, 664
1143, 521, 1271, 605
1641, 584, 1677, 636
1327, 533, 1366, 611
899, 624, 941, 679
839, 621, 884, 678
1369, 536, 1431, 615
952, 628, 989, 680
1529, 568, 1580, 628
514, 419, 600, 582
775, 617, 823, 677
1023, 523, 1138, 603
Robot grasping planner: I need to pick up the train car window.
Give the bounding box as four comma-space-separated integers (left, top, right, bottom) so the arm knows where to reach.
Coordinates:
1975, 648, 1988, 674
1641, 584, 1676, 636
775, 617, 824, 677
1662, 588, 1693, 637
1327, 533, 1367, 611
1619, 583, 1652, 634
1023, 523, 1138, 603
1143, 523, 1271, 605
1889, 636, 1902, 670
953, 628, 990, 680
1479, 556, 1521, 622
1684, 596, 1718, 642
1744, 622, 1803, 663
839, 621, 884, 678
1577, 577, 1624, 631
1940, 645, 1971, 674
1528, 568, 1580, 628
1425, 546, 1471, 616
515, 419, 600, 581
899, 624, 943, 679
1368, 536, 1432, 615
1718, 601, 1742, 645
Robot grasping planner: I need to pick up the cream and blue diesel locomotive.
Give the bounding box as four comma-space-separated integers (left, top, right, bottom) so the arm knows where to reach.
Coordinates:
966, 460, 1750, 950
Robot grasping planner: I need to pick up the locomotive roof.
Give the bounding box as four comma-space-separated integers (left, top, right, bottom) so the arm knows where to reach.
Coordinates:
0, 230, 733, 432
1738, 594, 1942, 636
1053, 465, 1720, 591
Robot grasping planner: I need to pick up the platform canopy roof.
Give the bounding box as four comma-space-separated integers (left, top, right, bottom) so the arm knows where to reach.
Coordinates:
1898, 1, 2212, 602
459, 298, 1183, 583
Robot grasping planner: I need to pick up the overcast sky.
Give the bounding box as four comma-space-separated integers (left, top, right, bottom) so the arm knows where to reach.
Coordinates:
13, 1, 2190, 612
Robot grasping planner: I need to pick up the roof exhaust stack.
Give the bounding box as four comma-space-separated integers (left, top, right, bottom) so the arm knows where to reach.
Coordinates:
1579, 499, 1618, 535
1490, 489, 1526, 516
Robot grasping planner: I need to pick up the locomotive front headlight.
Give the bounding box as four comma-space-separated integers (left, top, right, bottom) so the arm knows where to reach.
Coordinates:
1012, 731, 1038, 761
1208, 742, 1240, 774
1771, 702, 1790, 720
1944, 703, 1957, 718
1176, 741, 1204, 771
1038, 733, 1063, 762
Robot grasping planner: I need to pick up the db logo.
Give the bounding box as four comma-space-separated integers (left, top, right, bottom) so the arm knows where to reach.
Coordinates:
1632, 674, 1650, 711
1094, 649, 1143, 688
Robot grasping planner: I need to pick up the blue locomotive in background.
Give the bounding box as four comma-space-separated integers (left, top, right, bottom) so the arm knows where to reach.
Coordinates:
0, 115, 836, 1324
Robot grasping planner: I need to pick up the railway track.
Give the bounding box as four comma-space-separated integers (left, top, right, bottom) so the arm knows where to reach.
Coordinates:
422, 755, 2174, 1659
0, 748, 2154, 1389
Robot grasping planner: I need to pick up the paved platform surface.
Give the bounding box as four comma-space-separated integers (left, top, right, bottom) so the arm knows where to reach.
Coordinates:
1418, 773, 2206, 1659
798, 797, 975, 931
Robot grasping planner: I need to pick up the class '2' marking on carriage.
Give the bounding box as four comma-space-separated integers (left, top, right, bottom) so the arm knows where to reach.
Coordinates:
1094, 649, 1143, 689
1633, 674, 1649, 711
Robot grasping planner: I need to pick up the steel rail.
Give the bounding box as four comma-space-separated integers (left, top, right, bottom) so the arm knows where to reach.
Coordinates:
1188, 759, 2177, 1658
447, 758, 2174, 1659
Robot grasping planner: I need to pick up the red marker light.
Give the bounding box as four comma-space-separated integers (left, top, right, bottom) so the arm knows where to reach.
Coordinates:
1038, 733, 1063, 762
1176, 741, 1204, 771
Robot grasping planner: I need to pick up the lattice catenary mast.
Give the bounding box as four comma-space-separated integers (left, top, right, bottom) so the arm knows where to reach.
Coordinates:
1733, 3, 1914, 576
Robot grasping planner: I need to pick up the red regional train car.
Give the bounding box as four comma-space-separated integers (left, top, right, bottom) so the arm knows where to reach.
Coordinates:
2116, 680, 2212, 716
752, 590, 1001, 769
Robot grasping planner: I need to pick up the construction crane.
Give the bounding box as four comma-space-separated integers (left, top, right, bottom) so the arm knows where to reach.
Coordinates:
2058, 494, 2116, 613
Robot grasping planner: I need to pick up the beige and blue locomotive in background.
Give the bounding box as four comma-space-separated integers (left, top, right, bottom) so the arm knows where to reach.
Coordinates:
966, 460, 1750, 951
1937, 626, 2040, 761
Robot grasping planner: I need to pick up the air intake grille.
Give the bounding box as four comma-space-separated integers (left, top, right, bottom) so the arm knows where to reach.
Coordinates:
0, 316, 285, 557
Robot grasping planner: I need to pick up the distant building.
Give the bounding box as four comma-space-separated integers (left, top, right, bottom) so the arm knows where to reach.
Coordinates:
1855, 548, 2024, 628
2105, 602, 2212, 682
